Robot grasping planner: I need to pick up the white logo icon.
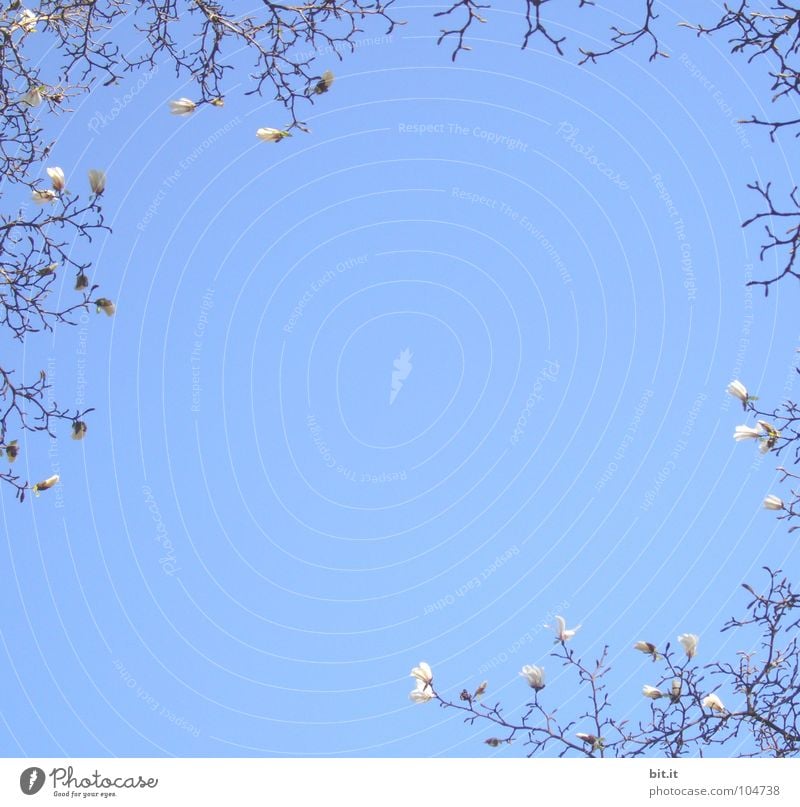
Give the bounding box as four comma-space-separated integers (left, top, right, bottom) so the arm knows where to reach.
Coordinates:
390, 348, 413, 405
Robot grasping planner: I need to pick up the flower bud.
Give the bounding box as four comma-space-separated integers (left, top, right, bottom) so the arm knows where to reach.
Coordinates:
32, 474, 60, 495
95, 298, 115, 316
88, 169, 106, 196
169, 98, 196, 116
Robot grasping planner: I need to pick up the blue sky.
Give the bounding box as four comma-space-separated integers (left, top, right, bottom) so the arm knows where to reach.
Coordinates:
1, 2, 799, 757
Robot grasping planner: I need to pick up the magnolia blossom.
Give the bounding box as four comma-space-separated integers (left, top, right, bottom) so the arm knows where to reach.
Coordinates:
169, 98, 196, 116
88, 169, 106, 195
473, 680, 488, 699
702, 693, 725, 713
408, 680, 433, 704
642, 685, 663, 699
210, 97, 225, 107
12, 9, 38, 33
95, 298, 115, 316
47, 166, 65, 192
757, 420, 780, 453
71, 421, 88, 441
733, 423, 763, 442
20, 87, 43, 107
546, 615, 580, 643
576, 733, 603, 751
763, 494, 784, 511
678, 633, 699, 660
75, 273, 89, 291
670, 678, 682, 701
758, 419, 779, 437
519, 665, 545, 690
410, 662, 433, 687
733, 421, 780, 453
726, 380, 750, 408
31, 189, 57, 204
409, 661, 433, 703
5, 440, 19, 463
33, 474, 59, 495
313, 69, 335, 94
633, 641, 660, 660
256, 127, 292, 142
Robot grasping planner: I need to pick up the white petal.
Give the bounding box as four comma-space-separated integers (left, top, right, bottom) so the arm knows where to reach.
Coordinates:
726, 380, 748, 401
410, 661, 433, 685
169, 98, 196, 116
702, 693, 725, 712
733, 425, 761, 441
88, 169, 106, 195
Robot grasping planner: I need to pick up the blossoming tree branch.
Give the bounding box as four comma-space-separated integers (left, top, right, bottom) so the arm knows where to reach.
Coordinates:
1, 2, 798, 504
408, 380, 800, 756
0, 0, 398, 498
405, 4, 800, 757
2, 0, 800, 756
409, 568, 800, 757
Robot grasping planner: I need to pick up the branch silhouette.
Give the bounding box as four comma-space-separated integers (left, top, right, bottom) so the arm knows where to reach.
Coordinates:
412, 570, 800, 757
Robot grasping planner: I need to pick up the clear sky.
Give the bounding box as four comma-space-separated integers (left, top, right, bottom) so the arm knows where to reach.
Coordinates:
1, 1, 799, 757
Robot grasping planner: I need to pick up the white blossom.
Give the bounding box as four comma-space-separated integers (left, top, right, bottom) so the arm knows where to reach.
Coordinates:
20, 87, 43, 107
519, 665, 545, 690
31, 189, 57, 204
13, 10, 38, 33
408, 679, 432, 704
88, 169, 106, 196
726, 380, 749, 408
702, 693, 725, 713
256, 127, 292, 142
757, 420, 781, 453
32, 474, 59, 495
678, 633, 698, 660
410, 661, 433, 687
169, 98, 196, 116
576, 733, 603, 750
546, 615, 580, 643
757, 419, 779, 437
733, 424, 762, 442
313, 70, 335, 94
633, 641, 660, 660
47, 166, 65, 192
